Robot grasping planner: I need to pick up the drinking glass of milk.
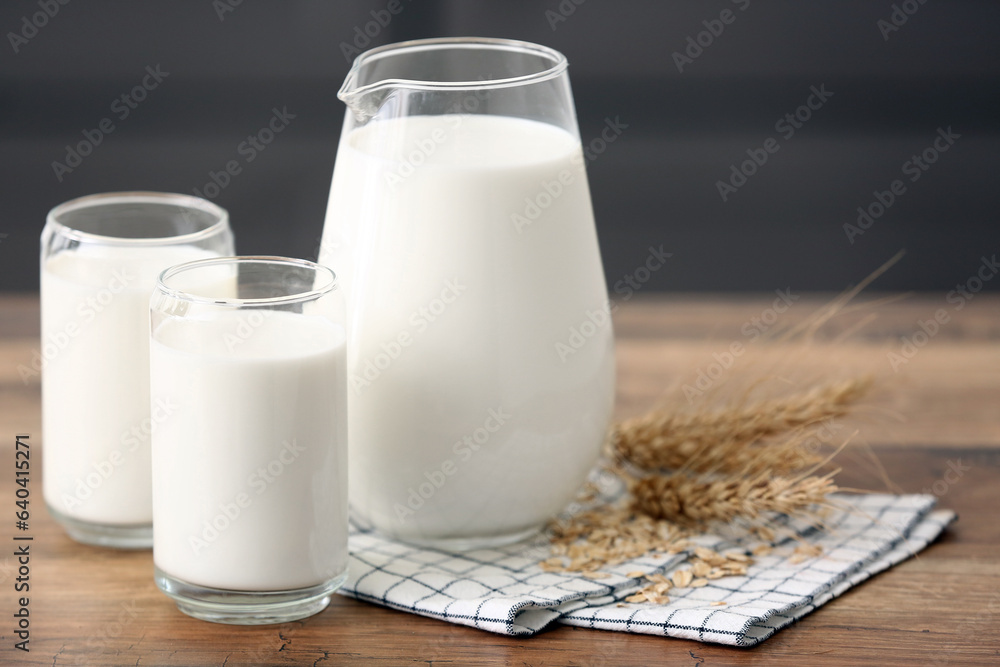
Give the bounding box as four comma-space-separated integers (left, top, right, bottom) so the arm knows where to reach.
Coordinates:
41, 192, 233, 548
320, 38, 616, 549
149, 256, 348, 624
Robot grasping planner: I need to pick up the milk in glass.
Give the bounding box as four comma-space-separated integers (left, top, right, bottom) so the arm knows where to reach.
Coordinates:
41, 244, 222, 526
150, 311, 348, 590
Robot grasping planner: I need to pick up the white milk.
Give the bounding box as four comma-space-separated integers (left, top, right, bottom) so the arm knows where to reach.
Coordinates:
321, 114, 615, 543
150, 311, 348, 591
41, 244, 221, 525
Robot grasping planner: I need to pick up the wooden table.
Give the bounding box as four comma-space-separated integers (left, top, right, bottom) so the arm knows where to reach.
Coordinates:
1, 293, 997, 666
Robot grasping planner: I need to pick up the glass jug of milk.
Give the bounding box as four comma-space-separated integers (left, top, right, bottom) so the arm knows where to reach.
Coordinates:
320, 38, 615, 549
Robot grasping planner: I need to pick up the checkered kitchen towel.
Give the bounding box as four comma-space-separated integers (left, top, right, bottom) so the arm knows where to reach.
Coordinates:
338, 493, 954, 647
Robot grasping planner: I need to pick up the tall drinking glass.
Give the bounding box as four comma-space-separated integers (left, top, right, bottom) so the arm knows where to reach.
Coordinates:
320, 38, 616, 549
149, 256, 348, 624
41, 192, 233, 548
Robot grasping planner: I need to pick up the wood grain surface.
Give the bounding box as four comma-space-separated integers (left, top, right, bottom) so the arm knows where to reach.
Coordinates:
0, 293, 997, 666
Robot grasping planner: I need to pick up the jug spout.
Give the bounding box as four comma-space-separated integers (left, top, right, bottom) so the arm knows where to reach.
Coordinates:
337, 37, 570, 124
338, 66, 396, 123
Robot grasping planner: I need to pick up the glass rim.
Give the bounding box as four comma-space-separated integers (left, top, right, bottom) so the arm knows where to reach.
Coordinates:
156, 256, 338, 308
45, 191, 230, 246
340, 37, 569, 100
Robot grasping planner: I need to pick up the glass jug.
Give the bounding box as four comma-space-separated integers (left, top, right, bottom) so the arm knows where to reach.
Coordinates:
320, 37, 615, 549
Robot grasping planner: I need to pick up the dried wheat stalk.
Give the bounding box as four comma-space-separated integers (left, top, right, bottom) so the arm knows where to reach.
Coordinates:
612, 378, 871, 475
629, 471, 838, 524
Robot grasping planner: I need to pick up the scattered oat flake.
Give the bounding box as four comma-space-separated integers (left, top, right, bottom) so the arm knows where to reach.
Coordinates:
756, 526, 776, 542
752, 544, 773, 556
671, 569, 694, 588
711, 601, 727, 606
787, 544, 822, 564
625, 594, 646, 603
690, 578, 708, 588
794, 543, 824, 557
626, 571, 646, 578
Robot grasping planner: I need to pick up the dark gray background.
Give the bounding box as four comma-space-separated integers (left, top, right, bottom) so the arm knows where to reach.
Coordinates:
2, 0, 998, 293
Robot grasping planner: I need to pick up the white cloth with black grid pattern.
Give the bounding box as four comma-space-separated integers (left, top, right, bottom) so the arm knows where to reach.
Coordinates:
337, 493, 953, 646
